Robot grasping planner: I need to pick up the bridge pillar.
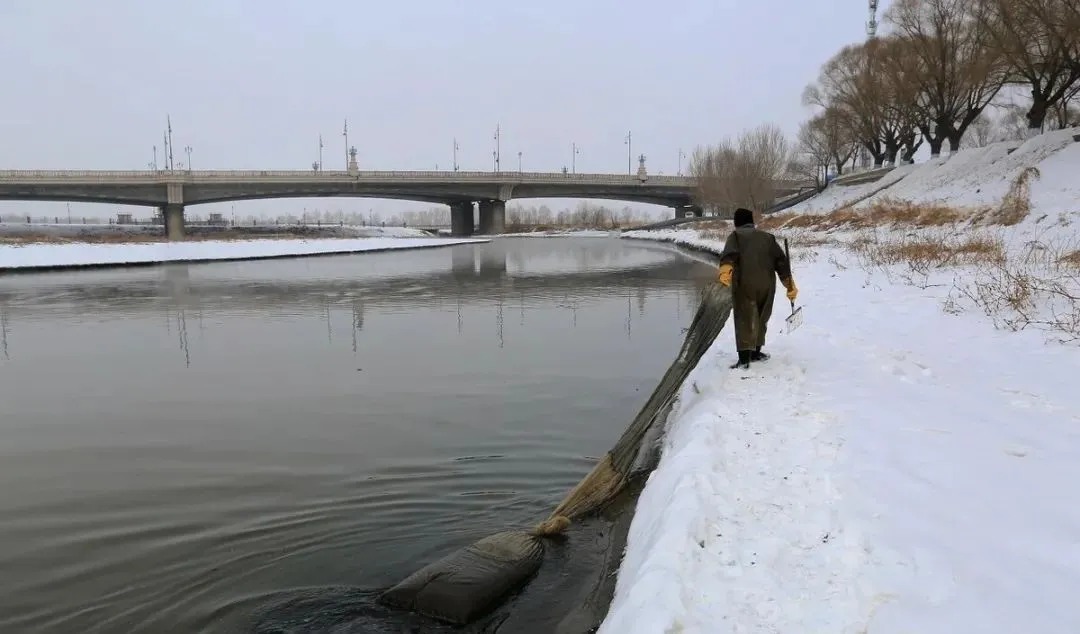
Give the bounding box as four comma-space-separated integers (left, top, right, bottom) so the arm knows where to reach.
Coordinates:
478, 201, 493, 234
161, 204, 185, 240
477, 200, 506, 235
450, 201, 475, 237
490, 200, 506, 234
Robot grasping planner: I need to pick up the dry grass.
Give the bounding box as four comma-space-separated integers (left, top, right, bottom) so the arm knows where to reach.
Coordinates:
705, 166, 1076, 341
950, 237, 1080, 342
761, 200, 976, 232
692, 219, 732, 231
759, 169, 1049, 235
851, 231, 1006, 274
1059, 250, 1080, 268
0, 232, 165, 245
842, 229, 1079, 341
975, 166, 1041, 227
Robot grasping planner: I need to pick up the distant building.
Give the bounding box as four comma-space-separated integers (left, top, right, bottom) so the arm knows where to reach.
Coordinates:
116, 213, 134, 225
208, 212, 226, 226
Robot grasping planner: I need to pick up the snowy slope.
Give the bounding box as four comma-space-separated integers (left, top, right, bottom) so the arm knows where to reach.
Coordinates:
854, 129, 1078, 214
0, 237, 486, 270
786, 128, 1080, 229
784, 162, 924, 215
600, 240, 1080, 634
608, 129, 1080, 632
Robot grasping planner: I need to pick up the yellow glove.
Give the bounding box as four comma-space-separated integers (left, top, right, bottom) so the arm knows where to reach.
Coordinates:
717, 263, 733, 287
783, 278, 798, 302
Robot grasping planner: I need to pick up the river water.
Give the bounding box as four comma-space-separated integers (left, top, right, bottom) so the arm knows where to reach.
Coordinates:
0, 237, 714, 633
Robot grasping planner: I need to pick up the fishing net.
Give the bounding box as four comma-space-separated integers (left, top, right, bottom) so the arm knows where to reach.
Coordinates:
545, 281, 732, 522
377, 281, 733, 625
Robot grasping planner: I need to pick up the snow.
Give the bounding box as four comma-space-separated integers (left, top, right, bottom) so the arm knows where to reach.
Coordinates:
786, 127, 1080, 234
601, 241, 1080, 634
0, 236, 486, 270
784, 161, 925, 215
498, 229, 619, 238
851, 129, 1079, 219
605, 128, 1080, 633
345, 225, 436, 238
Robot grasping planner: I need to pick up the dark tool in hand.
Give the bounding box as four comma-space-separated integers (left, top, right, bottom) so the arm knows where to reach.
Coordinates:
784, 238, 803, 333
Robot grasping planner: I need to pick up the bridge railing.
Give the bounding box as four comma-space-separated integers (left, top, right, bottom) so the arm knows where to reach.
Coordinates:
0, 169, 695, 185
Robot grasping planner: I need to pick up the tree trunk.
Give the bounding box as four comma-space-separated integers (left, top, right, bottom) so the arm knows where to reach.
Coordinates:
900, 134, 922, 163
947, 134, 962, 154
884, 141, 900, 165
1026, 91, 1049, 132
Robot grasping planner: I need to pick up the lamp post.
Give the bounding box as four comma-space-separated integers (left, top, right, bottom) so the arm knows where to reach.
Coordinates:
572, 142, 580, 174
518, 151, 522, 173
453, 138, 459, 172
624, 131, 632, 175
343, 119, 349, 170
678, 148, 686, 176
184, 145, 192, 171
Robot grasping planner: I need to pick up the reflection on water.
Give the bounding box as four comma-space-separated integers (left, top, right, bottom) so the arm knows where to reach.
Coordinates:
0, 237, 713, 633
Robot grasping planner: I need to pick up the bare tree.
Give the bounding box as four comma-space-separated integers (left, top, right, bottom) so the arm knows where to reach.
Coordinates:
961, 110, 998, 147
804, 41, 901, 166
976, 0, 1080, 132
886, 0, 1010, 155
796, 119, 831, 186
1048, 82, 1080, 128
798, 107, 860, 182
691, 123, 792, 215
993, 102, 1034, 139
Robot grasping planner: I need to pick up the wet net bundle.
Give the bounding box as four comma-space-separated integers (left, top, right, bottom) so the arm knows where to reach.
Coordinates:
378, 282, 734, 625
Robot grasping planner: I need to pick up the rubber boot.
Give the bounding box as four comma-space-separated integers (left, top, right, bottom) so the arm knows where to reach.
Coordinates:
751, 346, 770, 362
730, 350, 751, 370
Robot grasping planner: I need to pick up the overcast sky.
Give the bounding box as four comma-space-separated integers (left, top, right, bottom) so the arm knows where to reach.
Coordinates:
0, 0, 889, 219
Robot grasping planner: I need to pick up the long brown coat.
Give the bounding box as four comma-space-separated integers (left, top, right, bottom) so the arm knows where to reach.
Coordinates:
718, 225, 792, 351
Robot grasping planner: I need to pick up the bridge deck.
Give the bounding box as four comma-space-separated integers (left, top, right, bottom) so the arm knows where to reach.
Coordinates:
0, 170, 697, 186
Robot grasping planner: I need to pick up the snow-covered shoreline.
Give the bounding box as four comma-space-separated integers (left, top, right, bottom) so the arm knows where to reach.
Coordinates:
498, 229, 620, 238
601, 130, 1080, 632
0, 236, 488, 271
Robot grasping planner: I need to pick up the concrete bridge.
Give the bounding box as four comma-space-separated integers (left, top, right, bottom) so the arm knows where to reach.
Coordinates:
0, 169, 809, 240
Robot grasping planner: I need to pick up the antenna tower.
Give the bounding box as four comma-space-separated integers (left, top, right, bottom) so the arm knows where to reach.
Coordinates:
867, 0, 879, 39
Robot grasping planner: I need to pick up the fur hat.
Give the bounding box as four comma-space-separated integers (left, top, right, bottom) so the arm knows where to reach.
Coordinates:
733, 207, 755, 227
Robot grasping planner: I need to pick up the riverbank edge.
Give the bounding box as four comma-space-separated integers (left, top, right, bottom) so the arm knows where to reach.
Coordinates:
0, 238, 490, 274
551, 236, 722, 632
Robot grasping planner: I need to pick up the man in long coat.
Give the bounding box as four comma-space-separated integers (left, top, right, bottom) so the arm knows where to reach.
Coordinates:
717, 207, 798, 369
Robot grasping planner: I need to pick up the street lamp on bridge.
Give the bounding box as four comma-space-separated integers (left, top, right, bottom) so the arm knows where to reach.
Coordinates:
624, 131, 632, 175
184, 146, 192, 171
572, 142, 580, 174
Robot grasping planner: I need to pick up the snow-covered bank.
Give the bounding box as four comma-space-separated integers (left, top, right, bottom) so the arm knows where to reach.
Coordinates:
498, 229, 620, 238
602, 237, 1080, 633
0, 237, 487, 271
604, 129, 1080, 632
786, 127, 1080, 226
